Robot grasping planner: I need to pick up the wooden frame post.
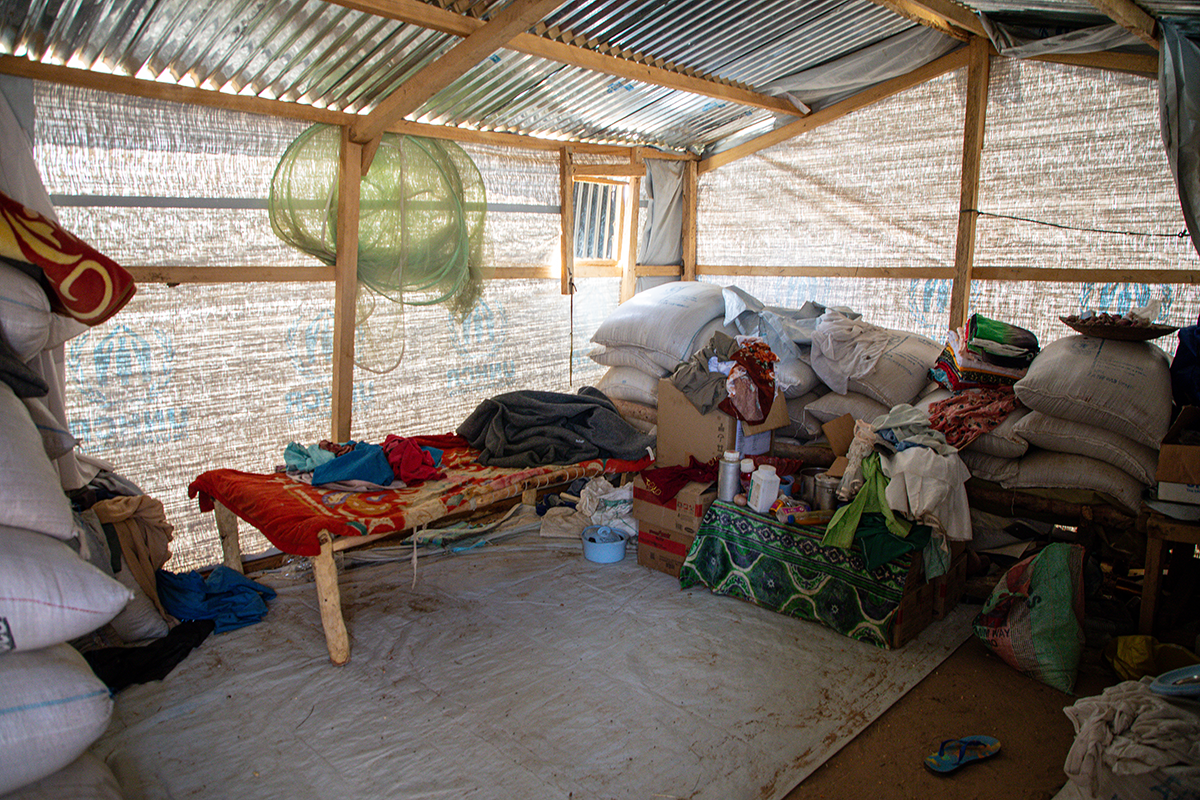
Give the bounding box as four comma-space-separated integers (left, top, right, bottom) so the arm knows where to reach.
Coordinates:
560, 147, 575, 295
949, 36, 990, 331
619, 150, 642, 302
682, 159, 698, 281
332, 127, 361, 442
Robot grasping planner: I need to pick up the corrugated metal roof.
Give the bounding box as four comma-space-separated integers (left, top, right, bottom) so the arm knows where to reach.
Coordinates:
0, 0, 930, 152
0, 0, 1183, 152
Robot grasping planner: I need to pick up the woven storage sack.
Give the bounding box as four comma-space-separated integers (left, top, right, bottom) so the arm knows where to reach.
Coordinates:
973, 542, 1086, 693
0, 644, 114, 794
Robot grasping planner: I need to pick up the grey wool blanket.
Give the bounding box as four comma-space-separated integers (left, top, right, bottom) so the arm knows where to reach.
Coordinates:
456, 387, 655, 467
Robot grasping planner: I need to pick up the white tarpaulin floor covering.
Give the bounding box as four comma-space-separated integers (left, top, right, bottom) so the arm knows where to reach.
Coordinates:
94, 526, 975, 800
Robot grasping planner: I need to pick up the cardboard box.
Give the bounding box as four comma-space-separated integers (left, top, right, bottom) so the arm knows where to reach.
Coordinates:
1156, 407, 1200, 505
637, 525, 696, 578
631, 477, 716, 537
1158, 406, 1200, 484
821, 413, 856, 478
887, 555, 934, 648
891, 577, 936, 648
1157, 482, 1200, 505
656, 379, 789, 468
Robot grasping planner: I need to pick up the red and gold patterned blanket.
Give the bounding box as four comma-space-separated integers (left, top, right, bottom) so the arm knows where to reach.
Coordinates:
188, 443, 651, 556
0, 191, 135, 325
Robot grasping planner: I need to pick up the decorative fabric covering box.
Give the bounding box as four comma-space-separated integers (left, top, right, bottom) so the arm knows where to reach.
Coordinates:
680, 501, 932, 649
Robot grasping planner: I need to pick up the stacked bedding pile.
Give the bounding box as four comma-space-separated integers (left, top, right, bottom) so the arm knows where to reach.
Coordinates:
927, 324, 1170, 514
798, 311, 944, 438
995, 336, 1168, 513
589, 282, 950, 443
589, 283, 1167, 517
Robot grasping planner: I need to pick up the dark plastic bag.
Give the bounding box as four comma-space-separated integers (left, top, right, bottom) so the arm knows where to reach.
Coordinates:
1171, 319, 1200, 411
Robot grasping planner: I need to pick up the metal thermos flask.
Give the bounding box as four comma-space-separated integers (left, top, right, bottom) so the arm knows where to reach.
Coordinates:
717, 450, 741, 502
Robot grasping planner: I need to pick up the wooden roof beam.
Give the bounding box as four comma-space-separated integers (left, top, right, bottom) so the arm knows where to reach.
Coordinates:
881, 0, 990, 39
867, 0, 974, 41
0, 56, 699, 158
1086, 0, 1159, 50
1027, 50, 1158, 77
327, 0, 800, 115
350, 0, 565, 165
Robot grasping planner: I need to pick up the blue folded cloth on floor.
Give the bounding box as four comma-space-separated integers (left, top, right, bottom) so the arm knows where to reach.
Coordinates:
156, 566, 277, 633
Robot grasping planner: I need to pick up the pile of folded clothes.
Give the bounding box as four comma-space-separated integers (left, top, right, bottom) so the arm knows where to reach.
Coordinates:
929, 314, 1040, 392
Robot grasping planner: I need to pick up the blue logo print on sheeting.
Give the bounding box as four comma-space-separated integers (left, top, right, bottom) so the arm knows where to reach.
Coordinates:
447, 299, 515, 395
68, 325, 188, 448
906, 278, 950, 329
283, 311, 375, 422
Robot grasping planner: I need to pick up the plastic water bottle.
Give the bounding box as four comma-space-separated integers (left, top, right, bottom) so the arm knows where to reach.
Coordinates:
748, 464, 781, 514
717, 450, 741, 502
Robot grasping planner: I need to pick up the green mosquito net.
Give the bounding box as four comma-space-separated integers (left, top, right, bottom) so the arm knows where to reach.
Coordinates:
269, 124, 487, 373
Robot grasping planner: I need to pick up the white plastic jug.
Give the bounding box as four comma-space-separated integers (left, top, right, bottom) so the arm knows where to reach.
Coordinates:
748, 464, 780, 514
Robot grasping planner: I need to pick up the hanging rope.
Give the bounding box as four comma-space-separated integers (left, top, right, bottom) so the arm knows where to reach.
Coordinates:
964, 209, 1188, 239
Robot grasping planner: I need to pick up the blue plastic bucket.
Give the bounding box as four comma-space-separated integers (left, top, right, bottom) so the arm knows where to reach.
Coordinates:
581, 525, 627, 564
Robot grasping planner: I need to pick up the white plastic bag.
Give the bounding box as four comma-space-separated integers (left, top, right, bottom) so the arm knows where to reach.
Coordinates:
580, 479, 638, 537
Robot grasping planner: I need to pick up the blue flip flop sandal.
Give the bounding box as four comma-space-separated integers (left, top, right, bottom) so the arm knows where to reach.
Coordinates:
924, 735, 1001, 774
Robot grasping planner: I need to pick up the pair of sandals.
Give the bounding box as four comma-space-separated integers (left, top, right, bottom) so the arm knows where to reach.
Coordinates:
924, 735, 1001, 774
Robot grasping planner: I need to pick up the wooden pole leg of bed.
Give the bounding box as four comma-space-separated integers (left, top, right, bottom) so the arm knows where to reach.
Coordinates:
214, 501, 243, 574
313, 531, 351, 666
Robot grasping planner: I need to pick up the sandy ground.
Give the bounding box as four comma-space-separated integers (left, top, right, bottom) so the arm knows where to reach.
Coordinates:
783, 636, 1120, 800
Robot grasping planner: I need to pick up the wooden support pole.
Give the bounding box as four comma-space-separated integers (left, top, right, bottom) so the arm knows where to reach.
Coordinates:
619, 153, 641, 302
214, 502, 243, 574
949, 37, 990, 332
560, 147, 575, 295
681, 159, 698, 281
313, 531, 351, 666
332, 128, 361, 443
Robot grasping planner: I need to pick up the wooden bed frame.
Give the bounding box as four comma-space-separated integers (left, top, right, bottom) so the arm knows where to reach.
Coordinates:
191, 451, 651, 665
212, 500, 501, 666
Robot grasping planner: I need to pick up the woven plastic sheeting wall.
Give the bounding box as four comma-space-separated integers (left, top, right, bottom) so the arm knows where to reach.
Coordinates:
33, 84, 616, 570
697, 68, 967, 336
971, 57, 1198, 351
697, 58, 1200, 351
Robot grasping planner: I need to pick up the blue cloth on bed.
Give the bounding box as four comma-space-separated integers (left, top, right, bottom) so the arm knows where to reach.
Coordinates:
156, 566, 277, 633
311, 443, 394, 486
283, 441, 338, 472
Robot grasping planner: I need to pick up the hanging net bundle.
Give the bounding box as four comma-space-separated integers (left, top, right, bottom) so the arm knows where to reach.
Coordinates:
269, 124, 487, 373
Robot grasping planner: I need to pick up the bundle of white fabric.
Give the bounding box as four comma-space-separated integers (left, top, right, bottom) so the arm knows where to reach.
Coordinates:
1060, 679, 1200, 799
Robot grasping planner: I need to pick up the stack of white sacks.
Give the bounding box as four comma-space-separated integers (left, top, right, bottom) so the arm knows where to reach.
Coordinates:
589, 282, 1166, 515
590, 281, 738, 433
588, 281, 948, 441
794, 310, 945, 438
957, 336, 1172, 514
1, 265, 133, 798
589, 282, 946, 441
